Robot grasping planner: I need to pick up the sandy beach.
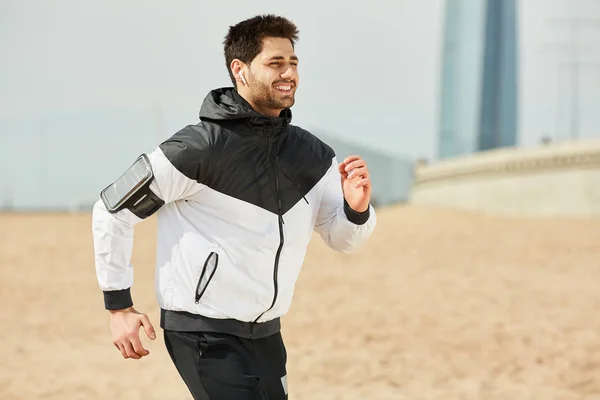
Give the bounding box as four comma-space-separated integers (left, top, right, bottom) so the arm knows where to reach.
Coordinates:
1, 204, 600, 400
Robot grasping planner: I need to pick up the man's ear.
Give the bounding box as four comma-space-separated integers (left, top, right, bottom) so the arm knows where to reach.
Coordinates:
231, 59, 248, 86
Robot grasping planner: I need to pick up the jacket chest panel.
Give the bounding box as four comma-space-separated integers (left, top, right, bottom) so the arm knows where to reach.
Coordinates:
200, 135, 329, 216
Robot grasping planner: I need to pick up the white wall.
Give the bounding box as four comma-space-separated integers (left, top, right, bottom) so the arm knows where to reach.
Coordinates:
409, 138, 600, 217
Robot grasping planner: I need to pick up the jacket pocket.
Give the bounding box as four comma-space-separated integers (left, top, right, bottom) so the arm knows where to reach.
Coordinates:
195, 251, 219, 304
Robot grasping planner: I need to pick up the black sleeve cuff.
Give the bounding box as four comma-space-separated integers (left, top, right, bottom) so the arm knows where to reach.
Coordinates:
343, 199, 370, 225
103, 288, 133, 310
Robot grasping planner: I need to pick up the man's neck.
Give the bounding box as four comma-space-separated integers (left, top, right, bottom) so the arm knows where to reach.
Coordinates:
235, 88, 281, 118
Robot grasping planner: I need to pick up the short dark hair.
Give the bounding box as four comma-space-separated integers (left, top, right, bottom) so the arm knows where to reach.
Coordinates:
223, 14, 299, 86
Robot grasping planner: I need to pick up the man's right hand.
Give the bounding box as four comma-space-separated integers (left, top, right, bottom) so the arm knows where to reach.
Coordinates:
109, 307, 156, 359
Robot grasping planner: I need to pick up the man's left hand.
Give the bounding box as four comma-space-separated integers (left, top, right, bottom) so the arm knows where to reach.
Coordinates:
339, 155, 372, 213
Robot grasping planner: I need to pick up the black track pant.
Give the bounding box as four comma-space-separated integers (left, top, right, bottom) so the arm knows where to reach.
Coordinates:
164, 330, 288, 400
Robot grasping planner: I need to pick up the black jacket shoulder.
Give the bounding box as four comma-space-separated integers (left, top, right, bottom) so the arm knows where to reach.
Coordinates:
282, 125, 336, 165
276, 125, 337, 196
158, 123, 224, 183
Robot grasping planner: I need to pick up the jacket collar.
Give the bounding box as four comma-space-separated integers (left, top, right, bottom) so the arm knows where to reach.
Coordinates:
231, 89, 292, 131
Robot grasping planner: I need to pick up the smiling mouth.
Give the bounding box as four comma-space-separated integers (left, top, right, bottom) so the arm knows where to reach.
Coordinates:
273, 84, 294, 93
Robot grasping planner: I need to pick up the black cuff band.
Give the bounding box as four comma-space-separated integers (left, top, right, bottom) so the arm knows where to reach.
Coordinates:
343, 200, 370, 225
103, 288, 133, 310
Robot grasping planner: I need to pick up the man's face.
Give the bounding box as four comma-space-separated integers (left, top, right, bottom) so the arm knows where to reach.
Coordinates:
245, 37, 299, 114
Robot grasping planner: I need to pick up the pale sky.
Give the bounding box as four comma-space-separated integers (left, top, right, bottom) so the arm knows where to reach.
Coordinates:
1, 0, 599, 209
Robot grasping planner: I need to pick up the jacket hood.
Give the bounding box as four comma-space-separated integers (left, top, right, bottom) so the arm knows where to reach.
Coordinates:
199, 87, 292, 124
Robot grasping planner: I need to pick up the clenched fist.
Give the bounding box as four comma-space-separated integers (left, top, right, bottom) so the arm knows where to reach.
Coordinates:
338, 155, 372, 213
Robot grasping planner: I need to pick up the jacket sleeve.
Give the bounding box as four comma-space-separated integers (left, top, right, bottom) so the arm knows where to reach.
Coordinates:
92, 144, 202, 310
313, 157, 376, 253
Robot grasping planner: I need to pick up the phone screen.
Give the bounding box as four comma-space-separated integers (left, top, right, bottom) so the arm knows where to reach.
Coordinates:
101, 155, 152, 210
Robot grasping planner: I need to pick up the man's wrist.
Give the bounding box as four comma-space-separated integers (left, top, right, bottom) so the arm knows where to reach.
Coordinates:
109, 306, 135, 315
343, 199, 370, 225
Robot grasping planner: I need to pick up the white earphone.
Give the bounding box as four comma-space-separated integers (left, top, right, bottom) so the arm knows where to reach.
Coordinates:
239, 72, 247, 85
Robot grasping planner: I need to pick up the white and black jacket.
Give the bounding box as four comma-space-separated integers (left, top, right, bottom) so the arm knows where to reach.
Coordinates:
92, 88, 376, 338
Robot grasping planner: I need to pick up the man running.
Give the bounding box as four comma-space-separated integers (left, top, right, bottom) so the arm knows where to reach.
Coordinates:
92, 14, 376, 400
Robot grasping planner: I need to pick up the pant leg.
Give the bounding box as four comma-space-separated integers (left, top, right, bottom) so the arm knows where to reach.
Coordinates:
164, 330, 285, 400
253, 332, 288, 399
163, 330, 213, 399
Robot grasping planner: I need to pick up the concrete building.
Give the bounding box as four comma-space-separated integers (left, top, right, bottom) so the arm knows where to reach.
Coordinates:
438, 0, 519, 159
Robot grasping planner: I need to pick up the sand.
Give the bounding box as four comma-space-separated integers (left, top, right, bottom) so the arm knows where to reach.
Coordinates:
1, 204, 600, 400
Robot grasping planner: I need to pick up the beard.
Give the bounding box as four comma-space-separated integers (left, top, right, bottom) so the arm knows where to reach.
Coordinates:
247, 71, 295, 111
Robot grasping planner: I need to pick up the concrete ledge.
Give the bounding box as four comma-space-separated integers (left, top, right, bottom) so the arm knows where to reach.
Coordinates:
409, 138, 600, 217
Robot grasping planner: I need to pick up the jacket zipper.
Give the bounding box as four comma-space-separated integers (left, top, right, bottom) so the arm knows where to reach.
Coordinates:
250, 132, 285, 338
195, 251, 218, 304
281, 169, 309, 204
